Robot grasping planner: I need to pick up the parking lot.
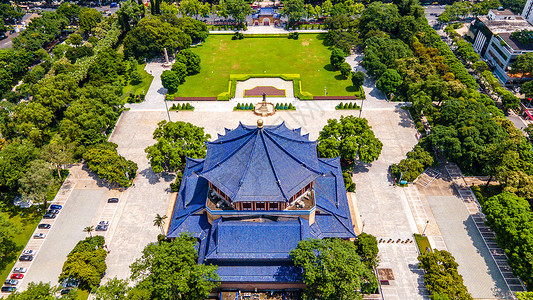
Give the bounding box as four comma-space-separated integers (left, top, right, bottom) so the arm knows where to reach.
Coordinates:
0, 165, 124, 296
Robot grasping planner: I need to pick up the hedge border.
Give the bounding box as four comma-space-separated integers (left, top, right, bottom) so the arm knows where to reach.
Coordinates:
217, 74, 314, 100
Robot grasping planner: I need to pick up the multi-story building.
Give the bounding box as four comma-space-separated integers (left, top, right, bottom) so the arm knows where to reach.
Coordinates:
167, 121, 356, 296
469, 8, 533, 85
522, 0, 533, 24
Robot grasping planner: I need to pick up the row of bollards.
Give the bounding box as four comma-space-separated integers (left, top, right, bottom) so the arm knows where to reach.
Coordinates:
378, 238, 413, 244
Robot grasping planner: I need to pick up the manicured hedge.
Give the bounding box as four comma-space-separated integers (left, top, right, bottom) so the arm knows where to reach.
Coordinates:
217, 74, 314, 100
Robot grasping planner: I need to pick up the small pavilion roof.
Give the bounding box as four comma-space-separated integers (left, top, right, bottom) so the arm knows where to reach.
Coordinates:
200, 122, 323, 203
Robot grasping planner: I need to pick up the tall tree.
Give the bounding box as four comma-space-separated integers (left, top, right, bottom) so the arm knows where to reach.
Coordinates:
318, 116, 383, 164
512, 52, 533, 79
281, 0, 305, 25
83, 226, 95, 238
79, 8, 102, 35
290, 238, 378, 300
0, 214, 18, 264
18, 159, 57, 206
95, 277, 131, 300
153, 214, 168, 235
226, 0, 252, 24
418, 250, 472, 299
129, 233, 220, 300
145, 121, 210, 173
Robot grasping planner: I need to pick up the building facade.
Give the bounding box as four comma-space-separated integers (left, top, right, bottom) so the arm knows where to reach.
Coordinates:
167, 121, 356, 293
469, 8, 533, 85
251, 8, 281, 26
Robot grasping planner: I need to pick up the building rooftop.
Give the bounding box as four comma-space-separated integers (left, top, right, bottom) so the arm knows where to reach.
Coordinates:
478, 15, 533, 34
200, 122, 323, 203
499, 32, 533, 51
490, 9, 515, 16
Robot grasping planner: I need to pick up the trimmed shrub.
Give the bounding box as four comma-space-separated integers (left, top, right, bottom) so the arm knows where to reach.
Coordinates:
348, 102, 353, 109
237, 103, 241, 109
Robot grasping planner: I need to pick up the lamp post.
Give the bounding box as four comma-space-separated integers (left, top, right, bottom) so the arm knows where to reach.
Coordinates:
324, 86, 327, 96
422, 220, 430, 236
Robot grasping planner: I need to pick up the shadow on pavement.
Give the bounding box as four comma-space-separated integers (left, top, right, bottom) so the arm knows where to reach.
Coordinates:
139, 167, 175, 185
462, 216, 510, 298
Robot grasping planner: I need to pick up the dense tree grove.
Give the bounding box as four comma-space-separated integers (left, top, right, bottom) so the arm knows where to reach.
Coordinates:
390, 145, 434, 182
124, 16, 207, 60
59, 236, 107, 290
418, 250, 473, 300
318, 116, 383, 164
129, 234, 220, 299
290, 238, 378, 300
145, 121, 211, 173
483, 192, 533, 288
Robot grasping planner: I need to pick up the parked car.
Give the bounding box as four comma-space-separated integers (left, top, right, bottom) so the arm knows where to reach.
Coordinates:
1, 286, 16, 293
95, 225, 108, 231
43, 212, 56, 219
46, 209, 60, 215
109, 2, 117, 7
10, 274, 23, 279
99, 221, 109, 226
4, 279, 18, 286
19, 255, 33, 261
107, 197, 119, 203
33, 233, 46, 239
13, 267, 27, 273
21, 250, 36, 255
63, 278, 79, 288
38, 223, 51, 229
49, 204, 62, 210
61, 288, 72, 295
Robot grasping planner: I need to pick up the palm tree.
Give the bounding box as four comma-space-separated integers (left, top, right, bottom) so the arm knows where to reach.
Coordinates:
153, 214, 168, 235
83, 226, 94, 238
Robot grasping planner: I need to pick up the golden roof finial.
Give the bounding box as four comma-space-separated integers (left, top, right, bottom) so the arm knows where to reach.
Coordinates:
257, 119, 264, 128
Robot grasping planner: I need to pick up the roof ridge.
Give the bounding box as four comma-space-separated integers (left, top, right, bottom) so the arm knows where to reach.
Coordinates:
263, 130, 323, 175
232, 128, 262, 200
259, 129, 288, 201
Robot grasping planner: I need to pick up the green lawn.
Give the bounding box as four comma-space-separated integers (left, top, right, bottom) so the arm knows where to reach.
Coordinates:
121, 64, 154, 100
414, 233, 432, 255
175, 34, 359, 98
0, 207, 42, 283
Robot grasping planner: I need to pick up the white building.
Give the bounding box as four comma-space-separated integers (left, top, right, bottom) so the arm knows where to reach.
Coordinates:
469, 8, 533, 85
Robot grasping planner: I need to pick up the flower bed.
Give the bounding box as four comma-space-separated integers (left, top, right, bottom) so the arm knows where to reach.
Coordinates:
244, 86, 286, 97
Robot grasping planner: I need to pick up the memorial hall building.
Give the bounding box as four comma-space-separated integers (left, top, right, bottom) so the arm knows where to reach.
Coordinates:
167, 121, 356, 293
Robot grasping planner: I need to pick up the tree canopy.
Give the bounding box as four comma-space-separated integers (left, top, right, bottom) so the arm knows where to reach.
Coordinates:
145, 121, 210, 173
129, 233, 219, 300
318, 116, 383, 164
418, 250, 472, 300
482, 192, 533, 288
290, 238, 378, 300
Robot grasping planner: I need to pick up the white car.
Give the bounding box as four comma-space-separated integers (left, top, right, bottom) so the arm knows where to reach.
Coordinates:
99, 221, 109, 226
21, 250, 36, 256
33, 233, 46, 239
13, 267, 27, 273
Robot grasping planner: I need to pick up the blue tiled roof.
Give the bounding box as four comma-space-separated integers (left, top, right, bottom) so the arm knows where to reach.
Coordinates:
205, 218, 309, 260
215, 261, 303, 283
200, 122, 323, 203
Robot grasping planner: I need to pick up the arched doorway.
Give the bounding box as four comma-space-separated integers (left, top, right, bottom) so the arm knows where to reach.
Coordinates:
263, 18, 270, 26
254, 21, 259, 26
